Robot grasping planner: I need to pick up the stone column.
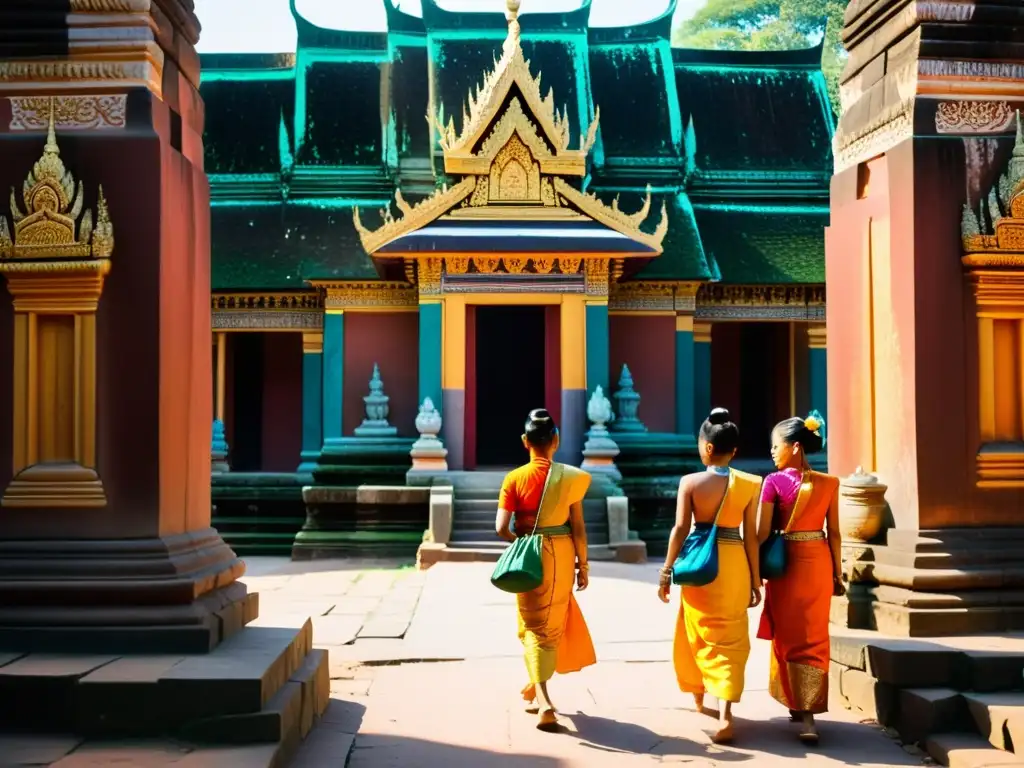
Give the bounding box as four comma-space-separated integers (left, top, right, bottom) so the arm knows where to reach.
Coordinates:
0, 2, 250, 651
826, 0, 1024, 635
419, 300, 443, 417
321, 311, 344, 448
806, 323, 827, 426
298, 331, 323, 473
693, 321, 712, 428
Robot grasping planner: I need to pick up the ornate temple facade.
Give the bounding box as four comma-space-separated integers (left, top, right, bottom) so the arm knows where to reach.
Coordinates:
203, 0, 834, 479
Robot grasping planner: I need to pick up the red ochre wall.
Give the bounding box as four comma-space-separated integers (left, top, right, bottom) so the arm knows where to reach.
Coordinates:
609, 315, 675, 433
344, 313, 419, 437
261, 333, 303, 472
711, 323, 743, 425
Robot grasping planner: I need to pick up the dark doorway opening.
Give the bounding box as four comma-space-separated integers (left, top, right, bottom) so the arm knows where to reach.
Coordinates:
474, 306, 546, 468
737, 323, 790, 459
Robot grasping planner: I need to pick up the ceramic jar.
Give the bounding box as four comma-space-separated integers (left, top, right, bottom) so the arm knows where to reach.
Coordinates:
838, 467, 888, 542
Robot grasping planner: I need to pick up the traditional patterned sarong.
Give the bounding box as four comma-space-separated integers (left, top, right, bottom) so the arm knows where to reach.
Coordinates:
673, 469, 761, 703
757, 469, 838, 714
499, 459, 595, 698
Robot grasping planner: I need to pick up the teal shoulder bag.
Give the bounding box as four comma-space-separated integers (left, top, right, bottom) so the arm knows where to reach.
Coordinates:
671, 471, 730, 587
760, 471, 811, 580
490, 465, 556, 594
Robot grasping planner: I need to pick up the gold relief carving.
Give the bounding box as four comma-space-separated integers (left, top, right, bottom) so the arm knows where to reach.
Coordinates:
698, 284, 826, 308
610, 281, 676, 312
431, 1, 598, 178
834, 98, 914, 174
504, 257, 527, 274
0, 61, 161, 99
673, 281, 700, 313
417, 260, 442, 298
9, 95, 127, 132
533, 257, 554, 274
962, 112, 1024, 255
693, 321, 712, 344
490, 132, 541, 202
935, 101, 1014, 135
474, 257, 499, 274
0, 106, 113, 509
318, 281, 417, 310
353, 178, 476, 254
584, 259, 610, 297
212, 292, 321, 311
554, 179, 668, 253
559, 257, 581, 275
446, 257, 470, 275
69, 0, 151, 9
469, 177, 489, 207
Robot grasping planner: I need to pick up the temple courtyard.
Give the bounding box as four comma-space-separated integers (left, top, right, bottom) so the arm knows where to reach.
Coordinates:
173, 559, 922, 767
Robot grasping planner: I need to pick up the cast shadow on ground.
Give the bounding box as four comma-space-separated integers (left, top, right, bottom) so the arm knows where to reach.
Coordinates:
565, 712, 752, 762
347, 735, 567, 767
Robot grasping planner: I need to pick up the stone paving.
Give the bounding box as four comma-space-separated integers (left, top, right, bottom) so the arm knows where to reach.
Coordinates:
237, 558, 929, 768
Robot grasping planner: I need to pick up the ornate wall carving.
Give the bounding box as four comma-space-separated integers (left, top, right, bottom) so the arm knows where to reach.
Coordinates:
9, 95, 127, 131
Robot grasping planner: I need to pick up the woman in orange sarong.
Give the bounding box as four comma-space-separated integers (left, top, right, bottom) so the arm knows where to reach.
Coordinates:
495, 408, 595, 731
659, 408, 762, 745
757, 414, 844, 745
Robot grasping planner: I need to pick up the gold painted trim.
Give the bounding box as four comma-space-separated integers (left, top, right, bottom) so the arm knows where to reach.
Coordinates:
807, 323, 827, 349
303, 332, 324, 355
976, 449, 1024, 488
676, 314, 694, 333
212, 291, 321, 311
215, 332, 226, 423
693, 321, 712, 344
310, 280, 417, 312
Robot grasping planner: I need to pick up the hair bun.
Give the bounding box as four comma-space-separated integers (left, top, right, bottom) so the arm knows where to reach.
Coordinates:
707, 407, 731, 426
529, 408, 552, 423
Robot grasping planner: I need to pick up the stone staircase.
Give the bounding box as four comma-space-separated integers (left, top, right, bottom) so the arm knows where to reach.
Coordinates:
831, 630, 1024, 767
435, 471, 612, 563
0, 611, 329, 767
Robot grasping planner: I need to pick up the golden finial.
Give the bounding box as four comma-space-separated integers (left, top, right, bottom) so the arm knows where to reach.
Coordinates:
44, 97, 59, 157
506, 0, 521, 21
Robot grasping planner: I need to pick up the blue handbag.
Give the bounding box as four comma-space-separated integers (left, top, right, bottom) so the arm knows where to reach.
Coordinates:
760, 471, 812, 580
672, 472, 730, 587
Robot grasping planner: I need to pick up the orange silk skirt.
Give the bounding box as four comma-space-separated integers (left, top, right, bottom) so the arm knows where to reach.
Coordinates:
517, 534, 596, 700
757, 538, 832, 714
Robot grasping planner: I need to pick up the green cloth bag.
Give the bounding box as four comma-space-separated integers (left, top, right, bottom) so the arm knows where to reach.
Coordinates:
490, 465, 556, 594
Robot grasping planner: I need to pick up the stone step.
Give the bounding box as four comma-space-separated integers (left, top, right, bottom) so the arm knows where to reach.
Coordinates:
896, 688, 969, 745
454, 488, 502, 501
454, 499, 499, 513
450, 531, 506, 545
0, 736, 295, 767
964, 692, 1024, 752
68, 620, 314, 737
179, 648, 329, 746
926, 733, 1024, 767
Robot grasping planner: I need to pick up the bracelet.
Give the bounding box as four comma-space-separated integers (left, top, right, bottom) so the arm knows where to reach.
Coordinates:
577, 562, 590, 572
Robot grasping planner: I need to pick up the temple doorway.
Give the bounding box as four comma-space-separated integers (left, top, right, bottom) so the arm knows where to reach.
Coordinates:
472, 305, 547, 468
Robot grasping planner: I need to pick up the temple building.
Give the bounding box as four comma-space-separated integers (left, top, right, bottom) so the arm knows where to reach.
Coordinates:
204, 0, 833, 498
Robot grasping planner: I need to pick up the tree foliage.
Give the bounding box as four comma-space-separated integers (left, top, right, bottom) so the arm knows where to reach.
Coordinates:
672, 0, 846, 114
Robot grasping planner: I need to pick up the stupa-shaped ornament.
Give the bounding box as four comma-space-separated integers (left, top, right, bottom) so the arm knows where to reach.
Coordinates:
411, 397, 448, 471
355, 363, 398, 437
211, 419, 230, 474
581, 386, 621, 477
611, 364, 647, 433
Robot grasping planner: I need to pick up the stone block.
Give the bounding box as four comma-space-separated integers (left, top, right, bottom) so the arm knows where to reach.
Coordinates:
74, 655, 187, 737
0, 654, 118, 731
0, 735, 82, 765
864, 639, 960, 687
613, 541, 647, 564
829, 630, 868, 670
159, 621, 313, 723
963, 693, 1024, 752
896, 688, 966, 745
840, 667, 898, 725
961, 651, 1024, 693
926, 733, 1024, 768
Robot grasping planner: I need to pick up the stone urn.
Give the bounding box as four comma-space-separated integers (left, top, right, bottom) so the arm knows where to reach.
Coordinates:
414, 396, 443, 440
838, 467, 888, 542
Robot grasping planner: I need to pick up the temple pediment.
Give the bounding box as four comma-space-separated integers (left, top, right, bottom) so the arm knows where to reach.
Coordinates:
353, 0, 666, 267
962, 111, 1024, 264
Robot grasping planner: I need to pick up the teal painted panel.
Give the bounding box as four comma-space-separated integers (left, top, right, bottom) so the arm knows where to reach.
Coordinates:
419, 303, 443, 414
299, 351, 323, 469
585, 304, 609, 396
675, 329, 696, 437
694, 337, 712, 430
809, 347, 828, 424
322, 313, 344, 442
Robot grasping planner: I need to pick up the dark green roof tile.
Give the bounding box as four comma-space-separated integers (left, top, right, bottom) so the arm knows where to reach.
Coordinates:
201, 76, 296, 176
627, 193, 712, 281
691, 205, 828, 284
211, 204, 378, 291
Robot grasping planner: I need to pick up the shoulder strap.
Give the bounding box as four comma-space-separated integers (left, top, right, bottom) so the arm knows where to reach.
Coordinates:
709, 469, 736, 530
781, 470, 816, 534
528, 462, 559, 536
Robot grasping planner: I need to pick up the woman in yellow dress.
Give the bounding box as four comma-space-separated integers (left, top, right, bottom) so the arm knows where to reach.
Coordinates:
495, 408, 596, 731
658, 408, 762, 744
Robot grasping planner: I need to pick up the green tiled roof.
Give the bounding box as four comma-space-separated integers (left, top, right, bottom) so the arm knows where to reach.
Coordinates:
211, 204, 377, 291
691, 205, 828, 284
631, 193, 712, 281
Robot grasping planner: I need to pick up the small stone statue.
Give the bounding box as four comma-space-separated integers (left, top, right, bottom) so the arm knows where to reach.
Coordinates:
411, 397, 448, 471
612, 364, 647, 433
355, 363, 398, 437
582, 386, 621, 478
211, 419, 230, 474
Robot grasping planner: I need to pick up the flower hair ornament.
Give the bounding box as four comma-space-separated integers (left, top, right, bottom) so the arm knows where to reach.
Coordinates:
804, 410, 827, 448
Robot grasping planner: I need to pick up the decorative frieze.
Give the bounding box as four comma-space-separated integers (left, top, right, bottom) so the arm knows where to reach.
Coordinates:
609, 281, 705, 313
212, 292, 321, 311
9, 95, 127, 132
695, 284, 826, 321
319, 281, 418, 311
584, 259, 609, 298
935, 101, 1015, 135
212, 311, 323, 331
